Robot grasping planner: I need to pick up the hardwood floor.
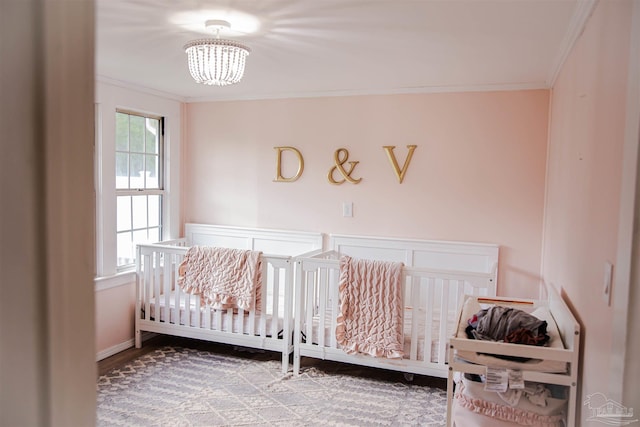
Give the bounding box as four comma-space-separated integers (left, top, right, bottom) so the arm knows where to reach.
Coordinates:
97, 335, 174, 376
97, 335, 447, 390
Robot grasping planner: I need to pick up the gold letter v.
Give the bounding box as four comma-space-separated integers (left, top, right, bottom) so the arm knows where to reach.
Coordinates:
383, 145, 417, 184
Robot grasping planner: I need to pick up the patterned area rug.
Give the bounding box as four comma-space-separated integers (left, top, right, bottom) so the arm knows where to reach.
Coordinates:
97, 346, 448, 426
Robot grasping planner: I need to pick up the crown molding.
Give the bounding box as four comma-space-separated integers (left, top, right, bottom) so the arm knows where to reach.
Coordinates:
546, 0, 598, 87
96, 75, 187, 103
184, 81, 549, 103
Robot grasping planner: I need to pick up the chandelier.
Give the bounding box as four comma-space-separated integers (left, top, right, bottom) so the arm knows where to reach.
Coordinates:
184, 20, 250, 86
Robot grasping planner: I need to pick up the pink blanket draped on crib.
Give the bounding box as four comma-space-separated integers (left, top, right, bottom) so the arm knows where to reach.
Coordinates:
177, 246, 262, 311
336, 255, 405, 359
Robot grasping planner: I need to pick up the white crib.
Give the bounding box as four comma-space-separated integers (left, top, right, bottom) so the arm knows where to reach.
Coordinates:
293, 234, 499, 378
135, 224, 323, 374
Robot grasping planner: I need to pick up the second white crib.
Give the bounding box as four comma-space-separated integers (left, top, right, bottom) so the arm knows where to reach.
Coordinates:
293, 235, 499, 378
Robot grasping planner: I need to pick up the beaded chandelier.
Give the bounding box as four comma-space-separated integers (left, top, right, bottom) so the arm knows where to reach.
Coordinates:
184, 20, 250, 86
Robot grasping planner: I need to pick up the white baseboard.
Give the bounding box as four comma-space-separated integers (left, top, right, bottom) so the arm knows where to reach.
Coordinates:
96, 339, 134, 361
96, 332, 158, 361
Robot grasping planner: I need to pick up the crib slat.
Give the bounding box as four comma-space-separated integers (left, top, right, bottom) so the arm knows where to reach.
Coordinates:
282, 260, 293, 347
259, 274, 268, 337
453, 280, 465, 312
215, 306, 222, 332
453, 279, 464, 335
194, 294, 201, 328
171, 254, 184, 325
438, 279, 449, 364
293, 262, 304, 374
204, 303, 212, 330
177, 253, 185, 325
174, 254, 182, 326
272, 265, 280, 340
318, 268, 327, 348
154, 252, 161, 323
248, 297, 255, 336
143, 253, 151, 321
226, 308, 234, 333
409, 276, 420, 361
305, 271, 314, 344
163, 252, 171, 323
425, 277, 434, 363
330, 268, 339, 349
443, 279, 461, 363
236, 308, 243, 334
184, 287, 191, 327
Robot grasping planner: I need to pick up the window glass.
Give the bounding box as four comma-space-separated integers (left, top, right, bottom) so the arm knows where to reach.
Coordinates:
148, 227, 160, 244
148, 195, 160, 227
145, 118, 159, 154
117, 231, 134, 267
131, 195, 147, 230
145, 155, 159, 188
129, 115, 145, 153
116, 196, 131, 232
130, 153, 144, 188
115, 110, 163, 269
115, 152, 129, 189
115, 112, 129, 151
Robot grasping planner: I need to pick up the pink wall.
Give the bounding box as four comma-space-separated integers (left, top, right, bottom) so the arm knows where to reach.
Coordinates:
95, 282, 135, 356
185, 90, 549, 297
542, 0, 632, 421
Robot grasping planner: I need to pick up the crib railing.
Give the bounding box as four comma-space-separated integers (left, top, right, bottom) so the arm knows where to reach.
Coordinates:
293, 251, 496, 378
135, 241, 294, 373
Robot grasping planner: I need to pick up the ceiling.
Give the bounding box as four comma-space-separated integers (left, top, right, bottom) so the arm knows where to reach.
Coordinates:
96, 0, 594, 103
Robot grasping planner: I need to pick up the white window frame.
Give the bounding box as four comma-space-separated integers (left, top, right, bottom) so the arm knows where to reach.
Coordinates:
94, 81, 182, 286
114, 109, 165, 270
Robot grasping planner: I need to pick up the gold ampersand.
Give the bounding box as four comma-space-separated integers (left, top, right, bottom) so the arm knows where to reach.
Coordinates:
327, 148, 362, 185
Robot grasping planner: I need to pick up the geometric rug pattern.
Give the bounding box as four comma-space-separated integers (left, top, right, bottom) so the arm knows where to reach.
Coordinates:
97, 346, 448, 426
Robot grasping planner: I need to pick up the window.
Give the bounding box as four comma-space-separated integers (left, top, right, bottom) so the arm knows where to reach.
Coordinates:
94, 89, 180, 282
115, 110, 164, 268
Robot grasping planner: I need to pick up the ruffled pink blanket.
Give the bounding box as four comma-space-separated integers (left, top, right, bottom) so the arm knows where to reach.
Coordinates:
336, 255, 404, 359
455, 382, 565, 427
177, 246, 262, 311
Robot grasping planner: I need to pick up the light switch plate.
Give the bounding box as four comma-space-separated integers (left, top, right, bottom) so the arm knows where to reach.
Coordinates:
342, 202, 353, 217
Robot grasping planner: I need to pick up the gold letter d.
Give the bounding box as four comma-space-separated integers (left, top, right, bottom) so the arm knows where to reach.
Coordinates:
273, 146, 304, 182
